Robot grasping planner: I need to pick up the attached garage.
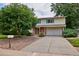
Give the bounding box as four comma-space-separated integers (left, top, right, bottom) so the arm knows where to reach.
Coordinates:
46, 27, 63, 36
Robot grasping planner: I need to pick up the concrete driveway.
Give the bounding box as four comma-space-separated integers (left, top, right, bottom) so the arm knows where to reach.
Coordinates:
21, 36, 79, 55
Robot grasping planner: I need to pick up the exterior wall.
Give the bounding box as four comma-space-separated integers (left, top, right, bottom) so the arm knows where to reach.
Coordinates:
38, 18, 65, 25
54, 18, 65, 24
41, 19, 46, 24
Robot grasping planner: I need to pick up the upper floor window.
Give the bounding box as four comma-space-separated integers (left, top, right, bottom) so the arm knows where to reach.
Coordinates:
46, 19, 54, 23
38, 19, 41, 23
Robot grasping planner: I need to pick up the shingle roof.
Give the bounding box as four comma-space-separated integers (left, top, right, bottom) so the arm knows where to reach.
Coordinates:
38, 16, 65, 19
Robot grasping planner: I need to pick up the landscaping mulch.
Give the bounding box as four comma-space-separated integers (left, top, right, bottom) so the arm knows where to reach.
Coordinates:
0, 36, 39, 50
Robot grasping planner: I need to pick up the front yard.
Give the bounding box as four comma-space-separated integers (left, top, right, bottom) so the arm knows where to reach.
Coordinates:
0, 36, 39, 50
68, 38, 79, 47
67, 38, 79, 52
0, 35, 7, 40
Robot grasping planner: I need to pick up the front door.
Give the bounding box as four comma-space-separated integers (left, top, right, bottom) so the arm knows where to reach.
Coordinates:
39, 27, 45, 35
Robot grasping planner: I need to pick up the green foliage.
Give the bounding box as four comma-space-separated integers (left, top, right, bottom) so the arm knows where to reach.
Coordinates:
0, 3, 37, 35
32, 17, 39, 27
39, 32, 44, 37
26, 31, 32, 36
68, 39, 79, 47
51, 3, 79, 29
0, 35, 7, 39
63, 28, 77, 37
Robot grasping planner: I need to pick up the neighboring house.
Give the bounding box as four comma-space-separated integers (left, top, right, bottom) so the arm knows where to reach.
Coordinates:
34, 16, 66, 36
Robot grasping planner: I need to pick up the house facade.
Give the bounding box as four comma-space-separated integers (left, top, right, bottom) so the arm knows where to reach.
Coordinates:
34, 16, 66, 36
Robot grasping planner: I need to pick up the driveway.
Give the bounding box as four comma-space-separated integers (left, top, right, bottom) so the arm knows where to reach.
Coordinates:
21, 36, 79, 55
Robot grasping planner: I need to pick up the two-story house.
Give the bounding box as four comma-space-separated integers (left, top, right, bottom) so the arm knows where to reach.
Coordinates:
34, 16, 66, 36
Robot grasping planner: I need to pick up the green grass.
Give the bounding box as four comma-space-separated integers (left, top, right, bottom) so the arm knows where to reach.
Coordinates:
68, 38, 79, 47
0, 35, 7, 40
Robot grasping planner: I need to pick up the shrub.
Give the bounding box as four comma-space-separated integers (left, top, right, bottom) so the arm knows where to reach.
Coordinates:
26, 32, 32, 36
14, 35, 22, 38
39, 32, 44, 37
63, 28, 77, 37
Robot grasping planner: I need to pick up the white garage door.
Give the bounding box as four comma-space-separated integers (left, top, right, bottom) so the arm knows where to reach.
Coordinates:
46, 28, 62, 36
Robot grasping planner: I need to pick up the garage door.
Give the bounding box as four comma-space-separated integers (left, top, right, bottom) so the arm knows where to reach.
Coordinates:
46, 28, 62, 36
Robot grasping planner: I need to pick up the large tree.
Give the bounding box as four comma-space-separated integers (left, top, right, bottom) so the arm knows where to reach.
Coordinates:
51, 3, 79, 29
0, 3, 37, 35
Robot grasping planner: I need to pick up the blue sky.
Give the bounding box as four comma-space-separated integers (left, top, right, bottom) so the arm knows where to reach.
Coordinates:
0, 3, 55, 17
0, 3, 5, 8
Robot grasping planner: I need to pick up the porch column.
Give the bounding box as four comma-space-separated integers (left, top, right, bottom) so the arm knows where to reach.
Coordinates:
62, 27, 64, 36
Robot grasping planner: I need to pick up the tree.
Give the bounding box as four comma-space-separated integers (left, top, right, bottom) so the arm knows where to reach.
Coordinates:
0, 3, 37, 35
51, 3, 79, 29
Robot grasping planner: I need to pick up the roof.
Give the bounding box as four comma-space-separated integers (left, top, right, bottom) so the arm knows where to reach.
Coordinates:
38, 16, 65, 19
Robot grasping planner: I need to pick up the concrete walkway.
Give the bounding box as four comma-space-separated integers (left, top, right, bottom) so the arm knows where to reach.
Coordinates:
21, 36, 79, 56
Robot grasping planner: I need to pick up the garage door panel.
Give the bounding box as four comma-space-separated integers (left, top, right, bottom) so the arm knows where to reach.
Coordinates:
46, 28, 62, 36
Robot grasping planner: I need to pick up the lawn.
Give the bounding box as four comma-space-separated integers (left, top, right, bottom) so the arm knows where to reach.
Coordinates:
68, 38, 79, 47
0, 35, 7, 40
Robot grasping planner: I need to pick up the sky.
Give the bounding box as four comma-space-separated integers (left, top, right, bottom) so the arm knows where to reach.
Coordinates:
0, 3, 5, 8
0, 3, 55, 17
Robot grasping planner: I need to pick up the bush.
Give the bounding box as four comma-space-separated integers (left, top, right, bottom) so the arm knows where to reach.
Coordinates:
39, 32, 44, 37
26, 32, 32, 36
63, 28, 77, 37
14, 35, 22, 38
21, 30, 32, 36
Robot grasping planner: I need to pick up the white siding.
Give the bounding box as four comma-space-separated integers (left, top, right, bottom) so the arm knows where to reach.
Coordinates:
41, 19, 46, 24
40, 18, 65, 24
54, 18, 65, 24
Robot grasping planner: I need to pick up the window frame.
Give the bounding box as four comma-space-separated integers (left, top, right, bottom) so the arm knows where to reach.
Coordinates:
46, 18, 54, 23
38, 19, 41, 23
